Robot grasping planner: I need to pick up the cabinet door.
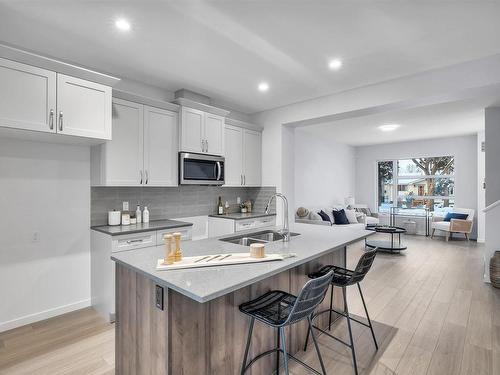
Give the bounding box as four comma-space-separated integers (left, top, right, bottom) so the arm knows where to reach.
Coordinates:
224, 125, 243, 186
243, 129, 262, 186
104, 99, 144, 186
144, 106, 178, 186
56, 74, 112, 140
204, 113, 224, 155
0, 58, 56, 133
180, 107, 204, 153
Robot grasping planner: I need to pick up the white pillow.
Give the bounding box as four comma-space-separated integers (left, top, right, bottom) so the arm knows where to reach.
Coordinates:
344, 209, 359, 224
309, 212, 322, 221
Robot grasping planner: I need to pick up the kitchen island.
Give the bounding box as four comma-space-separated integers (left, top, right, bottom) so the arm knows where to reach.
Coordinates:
111, 223, 373, 375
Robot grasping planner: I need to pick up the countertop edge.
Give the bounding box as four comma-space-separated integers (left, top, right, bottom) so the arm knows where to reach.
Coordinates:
111, 231, 374, 303
208, 213, 277, 220
91, 221, 194, 236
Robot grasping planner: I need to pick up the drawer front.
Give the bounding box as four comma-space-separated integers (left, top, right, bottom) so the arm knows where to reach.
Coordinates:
254, 217, 276, 228
111, 232, 156, 253
235, 220, 256, 232
156, 227, 192, 245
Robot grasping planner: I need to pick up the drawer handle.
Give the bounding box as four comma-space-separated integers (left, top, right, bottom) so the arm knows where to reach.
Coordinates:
126, 239, 144, 244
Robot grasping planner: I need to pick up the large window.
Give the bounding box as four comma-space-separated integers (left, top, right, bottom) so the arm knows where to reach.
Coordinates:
377, 156, 455, 214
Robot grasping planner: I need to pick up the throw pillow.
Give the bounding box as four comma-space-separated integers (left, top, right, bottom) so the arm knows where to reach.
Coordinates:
443, 212, 469, 222
332, 209, 349, 225
309, 212, 322, 221
317, 210, 332, 224
296, 207, 310, 218
344, 209, 359, 224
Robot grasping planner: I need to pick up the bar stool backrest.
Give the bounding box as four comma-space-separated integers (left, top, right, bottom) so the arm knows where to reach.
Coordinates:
283, 270, 334, 326
350, 249, 377, 284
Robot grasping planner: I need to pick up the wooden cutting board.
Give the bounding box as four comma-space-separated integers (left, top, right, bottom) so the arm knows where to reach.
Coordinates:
156, 253, 284, 270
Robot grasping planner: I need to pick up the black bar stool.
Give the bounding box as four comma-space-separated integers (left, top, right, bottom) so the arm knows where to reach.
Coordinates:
239, 270, 334, 375
304, 249, 378, 375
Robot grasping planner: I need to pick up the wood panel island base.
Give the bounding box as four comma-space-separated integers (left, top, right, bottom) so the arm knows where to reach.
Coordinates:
112, 224, 372, 375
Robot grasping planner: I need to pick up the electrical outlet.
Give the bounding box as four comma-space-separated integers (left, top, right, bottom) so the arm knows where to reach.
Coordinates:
122, 201, 129, 211
32, 232, 39, 243
237, 196, 241, 204
155, 285, 164, 310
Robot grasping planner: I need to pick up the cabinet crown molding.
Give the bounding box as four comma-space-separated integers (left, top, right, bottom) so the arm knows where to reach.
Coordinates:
113, 90, 180, 112
225, 117, 263, 131
172, 98, 230, 117
0, 42, 120, 87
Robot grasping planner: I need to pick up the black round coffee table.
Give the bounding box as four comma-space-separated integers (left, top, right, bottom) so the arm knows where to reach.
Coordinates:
365, 226, 407, 253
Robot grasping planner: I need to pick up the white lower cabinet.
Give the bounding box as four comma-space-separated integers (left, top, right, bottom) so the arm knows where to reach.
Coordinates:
224, 124, 262, 186
91, 98, 178, 186
0, 57, 112, 140
91, 226, 192, 321
208, 216, 276, 237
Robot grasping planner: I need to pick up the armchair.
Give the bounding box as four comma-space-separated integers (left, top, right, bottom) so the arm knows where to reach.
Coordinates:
353, 204, 380, 226
431, 208, 474, 241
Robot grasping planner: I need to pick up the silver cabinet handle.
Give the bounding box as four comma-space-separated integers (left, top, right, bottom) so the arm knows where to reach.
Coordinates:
205, 140, 208, 153
126, 239, 144, 244
49, 109, 54, 130
201, 139, 204, 152
145, 170, 149, 184
58, 111, 63, 131
241, 175, 243, 185
140, 170, 143, 185
243, 175, 246, 185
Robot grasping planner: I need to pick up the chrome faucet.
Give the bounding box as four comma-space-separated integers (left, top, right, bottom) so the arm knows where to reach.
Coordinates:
265, 193, 290, 242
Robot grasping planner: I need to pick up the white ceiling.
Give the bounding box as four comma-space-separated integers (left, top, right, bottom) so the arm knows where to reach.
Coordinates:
300, 99, 489, 146
2, 1, 500, 113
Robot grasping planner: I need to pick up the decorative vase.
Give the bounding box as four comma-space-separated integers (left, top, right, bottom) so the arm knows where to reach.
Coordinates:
490, 251, 500, 288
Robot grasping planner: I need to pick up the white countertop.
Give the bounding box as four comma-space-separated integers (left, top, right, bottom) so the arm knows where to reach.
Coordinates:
111, 223, 373, 303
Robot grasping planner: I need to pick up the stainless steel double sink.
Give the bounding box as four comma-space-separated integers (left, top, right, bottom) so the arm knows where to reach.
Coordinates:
219, 230, 300, 246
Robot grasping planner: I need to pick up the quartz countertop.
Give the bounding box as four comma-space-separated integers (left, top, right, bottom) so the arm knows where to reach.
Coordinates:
91, 219, 193, 236
208, 212, 276, 220
111, 223, 373, 303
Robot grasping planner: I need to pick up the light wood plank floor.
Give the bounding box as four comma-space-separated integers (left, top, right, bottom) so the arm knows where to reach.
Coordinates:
0, 234, 498, 375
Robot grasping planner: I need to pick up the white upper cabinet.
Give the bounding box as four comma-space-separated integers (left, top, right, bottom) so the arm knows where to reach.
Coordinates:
91, 99, 178, 187
179, 107, 224, 155
223, 124, 262, 187
0, 58, 112, 141
204, 113, 224, 155
144, 106, 178, 186
0, 57, 56, 133
243, 129, 262, 186
180, 107, 204, 153
224, 125, 244, 186
56, 74, 112, 140
96, 99, 143, 186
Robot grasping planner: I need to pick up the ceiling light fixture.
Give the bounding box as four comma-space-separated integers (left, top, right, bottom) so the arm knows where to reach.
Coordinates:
378, 124, 401, 132
258, 82, 269, 92
328, 58, 343, 70
115, 18, 131, 31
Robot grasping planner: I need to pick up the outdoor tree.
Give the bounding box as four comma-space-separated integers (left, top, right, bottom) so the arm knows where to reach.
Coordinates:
378, 161, 393, 206
411, 156, 454, 209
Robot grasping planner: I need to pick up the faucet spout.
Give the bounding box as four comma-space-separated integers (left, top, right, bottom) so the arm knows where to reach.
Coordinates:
265, 193, 290, 242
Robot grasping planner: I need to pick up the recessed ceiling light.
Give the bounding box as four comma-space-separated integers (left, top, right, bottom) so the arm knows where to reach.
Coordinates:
258, 82, 269, 92
115, 18, 131, 31
378, 124, 401, 132
328, 58, 343, 70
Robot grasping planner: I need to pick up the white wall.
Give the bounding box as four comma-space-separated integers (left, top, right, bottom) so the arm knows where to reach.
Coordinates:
0, 138, 91, 332
477, 131, 485, 243
485, 107, 500, 281
294, 128, 355, 208
355, 135, 479, 238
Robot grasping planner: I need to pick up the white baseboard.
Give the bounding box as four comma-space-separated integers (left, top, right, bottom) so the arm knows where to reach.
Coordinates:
0, 299, 91, 333
477, 238, 485, 243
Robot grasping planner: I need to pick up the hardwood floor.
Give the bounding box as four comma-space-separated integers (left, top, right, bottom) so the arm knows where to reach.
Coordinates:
0, 234, 498, 375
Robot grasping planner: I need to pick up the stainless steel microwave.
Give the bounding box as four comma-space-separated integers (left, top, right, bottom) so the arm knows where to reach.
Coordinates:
179, 152, 225, 185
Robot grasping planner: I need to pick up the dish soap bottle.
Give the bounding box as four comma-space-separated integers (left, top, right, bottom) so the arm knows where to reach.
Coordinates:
217, 196, 224, 215
143, 206, 150, 223
135, 205, 142, 224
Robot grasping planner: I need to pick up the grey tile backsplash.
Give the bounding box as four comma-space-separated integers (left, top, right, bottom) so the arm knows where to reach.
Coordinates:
91, 186, 277, 226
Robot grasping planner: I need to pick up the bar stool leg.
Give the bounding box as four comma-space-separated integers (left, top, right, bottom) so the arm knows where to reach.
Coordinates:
240, 317, 255, 375
276, 328, 281, 374
357, 283, 378, 350
328, 285, 334, 330
280, 327, 289, 375
343, 287, 359, 375
308, 315, 327, 374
